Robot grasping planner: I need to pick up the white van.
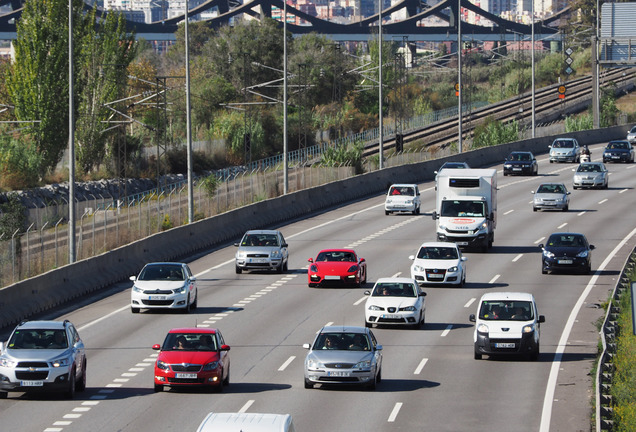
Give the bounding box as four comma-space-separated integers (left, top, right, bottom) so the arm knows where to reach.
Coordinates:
384, 184, 421, 215
196, 412, 295, 432
469, 292, 545, 361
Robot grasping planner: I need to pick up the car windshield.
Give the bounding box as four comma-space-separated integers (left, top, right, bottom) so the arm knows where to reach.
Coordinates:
577, 164, 602, 173
537, 184, 565, 194
138, 265, 184, 281
479, 301, 534, 321
607, 142, 628, 149
314, 333, 370, 351
417, 246, 458, 260
441, 162, 468, 169
241, 234, 279, 247
8, 329, 68, 349
389, 186, 414, 196
372, 282, 418, 297
316, 251, 356, 262
162, 333, 218, 351
547, 234, 586, 248
440, 200, 485, 217
553, 140, 574, 148
510, 153, 530, 161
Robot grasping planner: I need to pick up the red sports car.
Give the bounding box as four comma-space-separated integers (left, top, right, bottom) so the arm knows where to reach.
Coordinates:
153, 327, 230, 393
307, 249, 367, 287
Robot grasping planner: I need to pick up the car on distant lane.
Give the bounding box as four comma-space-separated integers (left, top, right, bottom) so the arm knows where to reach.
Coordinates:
130, 262, 198, 313
0, 320, 86, 399
626, 125, 636, 144
364, 277, 426, 328
572, 162, 608, 189
234, 230, 289, 274
503, 151, 538, 176
531, 183, 570, 212
384, 184, 421, 215
409, 241, 467, 286
539, 232, 594, 274
434, 161, 470, 184
153, 328, 230, 393
303, 325, 382, 390
602, 140, 634, 163
549, 137, 580, 163
307, 249, 367, 287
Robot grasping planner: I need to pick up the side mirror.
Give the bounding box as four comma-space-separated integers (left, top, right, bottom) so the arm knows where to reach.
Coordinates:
359, 258, 366, 263
129, 275, 137, 281
221, 344, 230, 351
152, 344, 161, 350
234, 242, 240, 247
538, 244, 544, 249
375, 345, 383, 351
530, 191, 535, 194
0, 341, 4, 353
364, 290, 371, 296
190, 277, 197, 282
282, 243, 288, 248
420, 292, 427, 297
538, 315, 546, 323
461, 256, 467, 262
303, 343, 311, 350
590, 245, 595, 250
469, 314, 476, 322
408, 255, 415, 260
432, 211, 438, 220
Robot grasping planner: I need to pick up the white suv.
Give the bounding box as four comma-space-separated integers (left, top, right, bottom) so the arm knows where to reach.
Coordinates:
235, 230, 289, 274
0, 320, 87, 398
469, 292, 545, 361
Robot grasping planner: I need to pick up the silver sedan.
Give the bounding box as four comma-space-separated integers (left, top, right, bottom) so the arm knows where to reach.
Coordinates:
303, 326, 382, 390
532, 183, 570, 212
572, 162, 609, 189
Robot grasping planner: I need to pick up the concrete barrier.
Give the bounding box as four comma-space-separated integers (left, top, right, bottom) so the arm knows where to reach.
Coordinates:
0, 125, 629, 329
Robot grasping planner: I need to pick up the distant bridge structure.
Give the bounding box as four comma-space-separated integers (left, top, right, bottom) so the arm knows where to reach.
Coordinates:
0, 0, 568, 43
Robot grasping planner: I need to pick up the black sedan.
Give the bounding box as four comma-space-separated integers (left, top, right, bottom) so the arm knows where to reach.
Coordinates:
602, 140, 635, 163
503, 151, 538, 176
539, 232, 594, 275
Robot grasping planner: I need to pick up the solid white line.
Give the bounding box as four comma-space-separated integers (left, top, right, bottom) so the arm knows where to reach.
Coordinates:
239, 400, 255, 413
539, 225, 636, 432
488, 274, 500, 284
512, 254, 523, 262
440, 325, 453, 337
464, 298, 476, 308
388, 403, 403, 422
278, 356, 296, 371
354, 296, 367, 306
414, 358, 428, 375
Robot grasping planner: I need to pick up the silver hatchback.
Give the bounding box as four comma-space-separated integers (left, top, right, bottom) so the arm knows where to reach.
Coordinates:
234, 230, 289, 274
572, 162, 608, 189
549, 138, 580, 163
532, 183, 570, 212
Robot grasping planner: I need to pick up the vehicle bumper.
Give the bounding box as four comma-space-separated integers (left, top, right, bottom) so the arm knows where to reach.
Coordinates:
542, 257, 590, 273
305, 368, 375, 385
437, 233, 488, 249
235, 258, 282, 272
474, 332, 538, 356
550, 155, 577, 163
385, 204, 416, 213
503, 167, 533, 175
154, 370, 223, 388
0, 370, 72, 392
131, 293, 189, 310
603, 154, 630, 163
308, 273, 358, 287
572, 178, 605, 188
365, 310, 420, 326
411, 269, 462, 285
533, 201, 567, 211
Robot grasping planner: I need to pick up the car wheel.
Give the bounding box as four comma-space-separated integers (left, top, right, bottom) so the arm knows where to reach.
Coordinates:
529, 349, 539, 361
214, 378, 224, 393
563, 205, 568, 212
308, 283, 316, 288
277, 262, 284, 274
367, 373, 377, 390
304, 378, 313, 389
191, 293, 198, 310
376, 367, 382, 383
542, 266, 548, 274
385, 210, 390, 215
415, 206, 421, 215
76, 360, 87, 392
421, 313, 426, 328
183, 296, 191, 314
131, 306, 139, 314
154, 383, 163, 392
533, 207, 537, 212
283, 260, 288, 272
0, 392, 6, 399
235, 265, 242, 274
474, 351, 482, 360
223, 365, 230, 386
66, 368, 76, 399
364, 321, 372, 328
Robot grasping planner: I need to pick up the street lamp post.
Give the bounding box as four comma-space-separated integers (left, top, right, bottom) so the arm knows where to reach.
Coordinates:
531, 0, 536, 138
457, 0, 462, 153
378, 0, 384, 169
185, 0, 194, 223
283, 0, 289, 193
68, 0, 76, 263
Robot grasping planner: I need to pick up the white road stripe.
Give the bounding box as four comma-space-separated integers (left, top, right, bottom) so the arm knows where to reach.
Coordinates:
598, 199, 608, 204
534, 237, 545, 244
504, 209, 514, 215
354, 296, 367, 306
464, 298, 476, 308
238, 400, 255, 413
488, 274, 500, 284
440, 325, 453, 337
557, 222, 568, 229
414, 358, 428, 375
278, 356, 296, 371
388, 403, 403, 422
512, 254, 523, 262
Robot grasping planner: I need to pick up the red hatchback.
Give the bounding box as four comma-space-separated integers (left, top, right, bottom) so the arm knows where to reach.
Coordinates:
153, 328, 230, 393
307, 249, 367, 287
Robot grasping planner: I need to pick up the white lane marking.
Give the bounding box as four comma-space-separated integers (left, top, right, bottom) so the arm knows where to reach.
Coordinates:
82, 401, 100, 406
577, 210, 587, 216
44, 428, 63, 432
598, 198, 608, 204
414, 358, 428, 375
440, 325, 453, 337
464, 298, 476, 308
238, 400, 255, 413
488, 274, 500, 284
388, 403, 403, 422
63, 414, 81, 419
557, 223, 568, 229
540, 225, 636, 432
504, 209, 514, 215
392, 272, 401, 278
619, 188, 628, 193
77, 305, 129, 332
354, 296, 367, 306
278, 356, 296, 371
53, 421, 72, 426
512, 254, 523, 262
534, 237, 545, 244
72, 407, 91, 412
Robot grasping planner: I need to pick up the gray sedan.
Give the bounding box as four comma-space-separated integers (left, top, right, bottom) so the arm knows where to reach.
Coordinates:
303, 326, 382, 390
572, 162, 609, 189
532, 183, 570, 212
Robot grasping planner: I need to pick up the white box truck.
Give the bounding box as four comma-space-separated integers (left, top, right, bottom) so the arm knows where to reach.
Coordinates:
432, 168, 497, 252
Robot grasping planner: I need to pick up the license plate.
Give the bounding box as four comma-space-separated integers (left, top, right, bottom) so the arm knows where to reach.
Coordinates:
512, 168, 521, 171
21, 380, 44, 387
149, 295, 166, 300
324, 275, 340, 280
495, 343, 515, 348
382, 314, 401, 319
175, 373, 197, 379
427, 273, 444, 279
327, 371, 350, 377
612, 156, 620, 159
457, 242, 468, 246
247, 258, 265, 263
558, 259, 573, 264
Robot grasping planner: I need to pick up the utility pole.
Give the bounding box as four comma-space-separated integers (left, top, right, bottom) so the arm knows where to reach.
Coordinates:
378, 0, 384, 168
185, 0, 194, 223
68, 0, 76, 263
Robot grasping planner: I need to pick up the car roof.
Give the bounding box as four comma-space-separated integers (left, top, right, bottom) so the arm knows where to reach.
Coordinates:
244, 230, 280, 235
440, 161, 468, 167
317, 248, 356, 254
389, 183, 417, 187
374, 277, 418, 285
197, 413, 292, 432
547, 232, 586, 238
553, 137, 576, 141
168, 328, 218, 334
538, 182, 566, 186
510, 151, 532, 154
144, 262, 186, 266
479, 292, 535, 302
16, 320, 67, 330
417, 241, 459, 249
320, 325, 368, 334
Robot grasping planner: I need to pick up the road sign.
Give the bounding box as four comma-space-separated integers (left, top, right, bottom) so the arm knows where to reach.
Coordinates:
558, 85, 566, 99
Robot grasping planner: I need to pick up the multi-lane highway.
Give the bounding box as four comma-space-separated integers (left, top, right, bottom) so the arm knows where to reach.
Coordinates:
1, 143, 635, 432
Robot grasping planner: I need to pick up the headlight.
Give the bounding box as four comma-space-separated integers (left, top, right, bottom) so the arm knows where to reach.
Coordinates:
448, 266, 458, 272
203, 361, 219, 371
271, 250, 280, 258
368, 305, 384, 311
355, 360, 371, 370
173, 284, 187, 294
306, 358, 324, 369
0, 357, 16, 368
412, 265, 424, 272
523, 324, 535, 333
576, 250, 589, 258
543, 250, 555, 258
386, 198, 393, 204
347, 265, 359, 273
439, 223, 447, 230
156, 360, 170, 371
400, 306, 416, 311
477, 324, 489, 333
405, 199, 413, 205
51, 357, 70, 368
237, 251, 246, 258
310, 264, 318, 272
132, 285, 142, 293
504, 163, 511, 168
